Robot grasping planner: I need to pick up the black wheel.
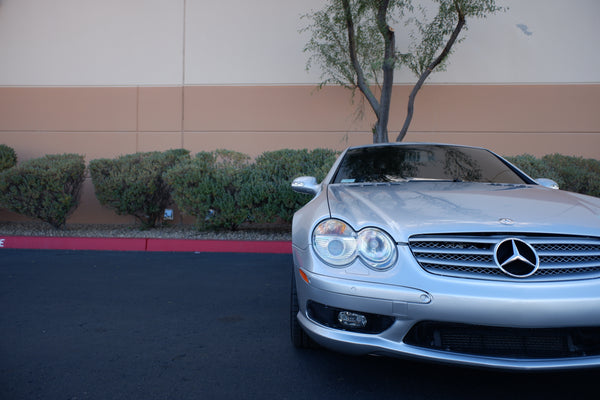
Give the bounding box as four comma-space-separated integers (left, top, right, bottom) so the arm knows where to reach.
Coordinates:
290, 268, 316, 348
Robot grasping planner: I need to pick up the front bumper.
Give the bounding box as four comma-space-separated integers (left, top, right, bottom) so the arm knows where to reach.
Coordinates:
294, 266, 600, 371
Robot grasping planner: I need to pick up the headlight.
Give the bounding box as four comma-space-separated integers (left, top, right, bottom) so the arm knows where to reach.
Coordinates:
357, 228, 397, 270
312, 219, 397, 270
313, 219, 357, 266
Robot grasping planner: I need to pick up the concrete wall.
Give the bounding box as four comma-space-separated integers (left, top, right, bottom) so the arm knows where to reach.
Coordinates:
2, 0, 598, 85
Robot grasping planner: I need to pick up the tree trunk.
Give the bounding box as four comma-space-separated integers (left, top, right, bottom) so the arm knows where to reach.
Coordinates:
373, 120, 388, 143
342, 0, 395, 144
396, 0, 465, 142
375, 0, 395, 143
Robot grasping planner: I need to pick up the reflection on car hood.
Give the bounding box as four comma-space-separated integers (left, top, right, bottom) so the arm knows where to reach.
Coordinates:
326, 182, 600, 242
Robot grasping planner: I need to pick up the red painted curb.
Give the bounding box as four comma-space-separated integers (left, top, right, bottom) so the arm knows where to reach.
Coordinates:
0, 235, 292, 254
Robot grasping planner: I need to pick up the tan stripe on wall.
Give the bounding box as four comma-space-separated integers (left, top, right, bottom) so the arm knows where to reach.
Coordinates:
1, 84, 598, 161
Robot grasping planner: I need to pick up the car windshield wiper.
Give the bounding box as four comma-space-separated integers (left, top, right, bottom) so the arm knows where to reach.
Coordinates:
404, 177, 464, 183
487, 182, 528, 189
340, 175, 409, 183
339, 176, 464, 184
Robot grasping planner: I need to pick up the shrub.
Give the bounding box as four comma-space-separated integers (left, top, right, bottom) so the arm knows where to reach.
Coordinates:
0, 144, 17, 172
241, 148, 339, 223
507, 153, 600, 197
540, 154, 600, 197
166, 149, 253, 230
0, 154, 85, 228
89, 149, 190, 229
505, 154, 551, 179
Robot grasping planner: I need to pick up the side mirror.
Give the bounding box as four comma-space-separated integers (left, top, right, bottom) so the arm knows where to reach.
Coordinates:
291, 176, 321, 195
535, 178, 559, 190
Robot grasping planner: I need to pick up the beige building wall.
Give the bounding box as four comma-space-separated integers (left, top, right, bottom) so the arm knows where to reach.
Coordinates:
2, 0, 599, 86
1, 0, 599, 225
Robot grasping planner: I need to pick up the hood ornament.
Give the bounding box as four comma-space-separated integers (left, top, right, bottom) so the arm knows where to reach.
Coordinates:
498, 218, 514, 225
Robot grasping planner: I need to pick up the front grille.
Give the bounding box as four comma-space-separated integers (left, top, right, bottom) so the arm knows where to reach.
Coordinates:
409, 234, 600, 281
404, 321, 600, 359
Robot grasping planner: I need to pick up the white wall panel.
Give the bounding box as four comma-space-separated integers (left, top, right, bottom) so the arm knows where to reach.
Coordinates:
184, 0, 323, 85
0, 0, 184, 86
185, 0, 600, 85
422, 0, 600, 84
0, 0, 598, 86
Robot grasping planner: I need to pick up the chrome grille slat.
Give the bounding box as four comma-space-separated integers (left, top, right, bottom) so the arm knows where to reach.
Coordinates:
413, 248, 493, 256
539, 258, 600, 269
409, 234, 600, 281
415, 257, 493, 269
539, 252, 600, 258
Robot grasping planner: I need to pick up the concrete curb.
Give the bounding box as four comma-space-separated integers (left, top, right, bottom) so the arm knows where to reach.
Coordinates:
0, 236, 292, 254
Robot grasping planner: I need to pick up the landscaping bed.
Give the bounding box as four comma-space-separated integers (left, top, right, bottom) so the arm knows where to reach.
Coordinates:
0, 221, 291, 241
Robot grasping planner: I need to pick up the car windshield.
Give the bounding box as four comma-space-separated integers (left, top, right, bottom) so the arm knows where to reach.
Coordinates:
332, 145, 531, 185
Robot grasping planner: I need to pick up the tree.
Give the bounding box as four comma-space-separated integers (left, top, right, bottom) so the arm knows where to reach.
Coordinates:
302, 0, 504, 143
303, 0, 404, 143
396, 0, 504, 141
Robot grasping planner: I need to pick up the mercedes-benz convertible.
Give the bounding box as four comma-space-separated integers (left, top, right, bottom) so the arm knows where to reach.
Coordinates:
290, 143, 600, 370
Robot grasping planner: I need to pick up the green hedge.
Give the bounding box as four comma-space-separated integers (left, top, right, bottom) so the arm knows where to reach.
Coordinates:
0, 154, 85, 228
165, 150, 253, 230
507, 154, 600, 198
89, 149, 190, 229
10, 148, 596, 232
0, 147, 338, 231
241, 149, 339, 224
0, 144, 17, 172
166, 148, 339, 230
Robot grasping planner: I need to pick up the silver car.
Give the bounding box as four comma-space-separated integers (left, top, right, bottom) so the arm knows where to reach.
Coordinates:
290, 142, 600, 371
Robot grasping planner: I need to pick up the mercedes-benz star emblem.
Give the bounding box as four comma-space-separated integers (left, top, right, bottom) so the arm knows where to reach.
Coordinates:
494, 238, 539, 278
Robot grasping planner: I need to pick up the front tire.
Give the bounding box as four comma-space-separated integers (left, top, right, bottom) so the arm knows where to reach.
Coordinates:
290, 268, 316, 348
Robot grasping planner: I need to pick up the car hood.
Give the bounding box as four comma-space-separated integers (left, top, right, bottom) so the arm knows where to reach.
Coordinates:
326, 182, 600, 242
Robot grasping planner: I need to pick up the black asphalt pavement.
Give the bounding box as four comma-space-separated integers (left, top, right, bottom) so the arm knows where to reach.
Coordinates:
1, 250, 597, 400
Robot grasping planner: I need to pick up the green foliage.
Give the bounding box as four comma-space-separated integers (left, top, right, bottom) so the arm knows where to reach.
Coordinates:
166, 148, 339, 229
505, 154, 552, 180
165, 150, 253, 230
506, 154, 600, 198
89, 149, 190, 229
302, 0, 505, 142
302, 0, 405, 89
0, 144, 17, 172
0, 154, 85, 228
540, 154, 600, 197
241, 149, 340, 224
304, 0, 504, 84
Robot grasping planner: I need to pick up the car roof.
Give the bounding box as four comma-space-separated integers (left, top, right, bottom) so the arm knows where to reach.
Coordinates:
345, 142, 486, 151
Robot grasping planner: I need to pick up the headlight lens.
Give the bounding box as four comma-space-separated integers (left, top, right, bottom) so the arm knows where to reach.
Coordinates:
312, 219, 397, 270
357, 228, 397, 270
313, 219, 357, 266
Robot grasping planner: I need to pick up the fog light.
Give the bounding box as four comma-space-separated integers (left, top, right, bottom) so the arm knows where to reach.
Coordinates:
307, 301, 395, 333
338, 311, 367, 328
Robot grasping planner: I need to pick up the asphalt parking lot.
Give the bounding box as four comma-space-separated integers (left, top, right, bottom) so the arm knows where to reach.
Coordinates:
1, 249, 598, 400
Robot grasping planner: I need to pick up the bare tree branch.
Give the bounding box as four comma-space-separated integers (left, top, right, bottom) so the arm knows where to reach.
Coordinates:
341, 0, 380, 116
302, 0, 503, 144
375, 0, 395, 143
396, 0, 465, 142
